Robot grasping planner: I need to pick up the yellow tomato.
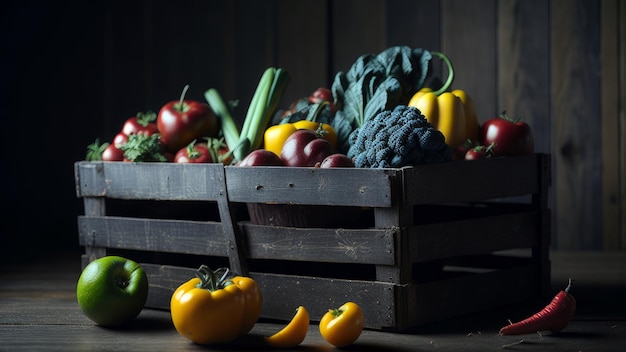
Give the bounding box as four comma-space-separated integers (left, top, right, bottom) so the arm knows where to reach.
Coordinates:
265, 306, 310, 348
319, 301, 364, 347
170, 266, 262, 345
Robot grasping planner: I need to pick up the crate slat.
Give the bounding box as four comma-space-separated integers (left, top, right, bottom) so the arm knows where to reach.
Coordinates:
242, 222, 397, 265
404, 154, 542, 205
225, 166, 397, 207
76, 161, 226, 201
78, 216, 227, 255
78, 216, 397, 265
410, 210, 542, 262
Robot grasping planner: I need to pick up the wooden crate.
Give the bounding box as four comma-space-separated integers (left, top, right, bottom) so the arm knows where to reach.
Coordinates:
75, 154, 551, 331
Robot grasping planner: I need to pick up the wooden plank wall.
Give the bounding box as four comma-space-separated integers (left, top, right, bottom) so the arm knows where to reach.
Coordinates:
95, 0, 623, 250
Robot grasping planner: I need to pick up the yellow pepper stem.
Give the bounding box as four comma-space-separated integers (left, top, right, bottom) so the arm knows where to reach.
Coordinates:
196, 265, 232, 292
430, 51, 455, 96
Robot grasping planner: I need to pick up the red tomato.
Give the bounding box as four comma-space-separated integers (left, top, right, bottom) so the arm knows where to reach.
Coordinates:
464, 144, 493, 160
174, 142, 214, 163
102, 144, 124, 161
121, 112, 158, 136
217, 145, 233, 165
479, 113, 534, 156
308, 87, 336, 114
112, 132, 129, 147
157, 86, 220, 153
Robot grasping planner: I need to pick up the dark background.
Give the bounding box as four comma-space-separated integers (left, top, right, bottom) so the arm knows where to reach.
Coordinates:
1, 2, 107, 262
1, 0, 623, 266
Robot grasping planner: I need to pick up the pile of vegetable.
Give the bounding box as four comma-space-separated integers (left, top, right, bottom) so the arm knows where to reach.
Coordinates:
86, 45, 535, 168
169, 264, 364, 347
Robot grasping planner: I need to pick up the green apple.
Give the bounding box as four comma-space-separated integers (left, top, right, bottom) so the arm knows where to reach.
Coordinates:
76, 255, 149, 327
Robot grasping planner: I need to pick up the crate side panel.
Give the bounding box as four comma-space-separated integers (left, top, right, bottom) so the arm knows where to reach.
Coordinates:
142, 264, 195, 310
85, 162, 225, 200
242, 223, 397, 265
76, 162, 106, 197
404, 154, 542, 205
253, 272, 399, 330
408, 265, 539, 326
225, 166, 395, 207
78, 216, 228, 255
410, 211, 540, 262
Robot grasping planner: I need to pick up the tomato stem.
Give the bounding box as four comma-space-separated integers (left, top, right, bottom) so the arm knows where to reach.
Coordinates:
176, 84, 190, 112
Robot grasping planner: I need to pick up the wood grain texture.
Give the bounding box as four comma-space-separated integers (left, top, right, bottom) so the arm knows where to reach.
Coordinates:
497, 0, 551, 154
385, 0, 441, 50
552, 0, 603, 249
441, 0, 497, 123
330, 0, 387, 74
275, 0, 330, 105
601, 0, 625, 250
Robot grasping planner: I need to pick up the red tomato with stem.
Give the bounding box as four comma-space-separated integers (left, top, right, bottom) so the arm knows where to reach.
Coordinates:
464, 143, 494, 160
480, 112, 534, 156
157, 85, 220, 153
174, 141, 214, 163
122, 111, 158, 136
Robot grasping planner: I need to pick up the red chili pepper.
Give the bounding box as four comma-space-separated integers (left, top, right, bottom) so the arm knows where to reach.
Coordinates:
499, 279, 577, 335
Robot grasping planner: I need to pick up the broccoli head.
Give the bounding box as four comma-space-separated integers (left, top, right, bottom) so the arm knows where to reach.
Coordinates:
347, 105, 452, 168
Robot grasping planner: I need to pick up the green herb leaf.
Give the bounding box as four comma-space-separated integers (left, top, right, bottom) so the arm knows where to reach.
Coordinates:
120, 134, 167, 162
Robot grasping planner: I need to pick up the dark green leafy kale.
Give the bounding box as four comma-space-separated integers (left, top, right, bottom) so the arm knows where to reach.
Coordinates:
332, 46, 432, 135
347, 105, 452, 168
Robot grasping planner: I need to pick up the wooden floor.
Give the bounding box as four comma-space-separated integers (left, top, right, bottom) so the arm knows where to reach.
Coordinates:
1, 250, 625, 351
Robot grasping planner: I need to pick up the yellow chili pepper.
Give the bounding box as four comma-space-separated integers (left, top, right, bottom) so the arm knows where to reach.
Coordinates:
263, 120, 336, 156
408, 88, 478, 148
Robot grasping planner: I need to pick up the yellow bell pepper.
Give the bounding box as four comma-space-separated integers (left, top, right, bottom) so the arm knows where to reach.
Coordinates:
408, 87, 479, 148
231, 275, 263, 335
451, 89, 480, 143
263, 120, 336, 156
170, 266, 262, 345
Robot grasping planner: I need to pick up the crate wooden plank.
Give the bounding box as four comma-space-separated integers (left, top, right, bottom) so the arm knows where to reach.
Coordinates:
75, 161, 225, 201
78, 216, 227, 256
142, 264, 195, 310
78, 216, 396, 265
225, 166, 397, 207
409, 211, 541, 262
403, 154, 543, 205
407, 264, 539, 327
142, 264, 400, 329
242, 223, 397, 265
254, 272, 400, 330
